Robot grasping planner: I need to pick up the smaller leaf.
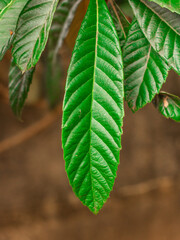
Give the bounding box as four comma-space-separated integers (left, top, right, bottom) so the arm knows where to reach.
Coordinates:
129, 0, 180, 75
153, 92, 180, 122
12, 0, 59, 72
9, 60, 35, 118
0, 0, 28, 61
148, 0, 180, 14
123, 18, 170, 111
108, 0, 130, 48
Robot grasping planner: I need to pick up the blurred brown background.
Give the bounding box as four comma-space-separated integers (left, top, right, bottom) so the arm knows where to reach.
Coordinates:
0, 1, 180, 239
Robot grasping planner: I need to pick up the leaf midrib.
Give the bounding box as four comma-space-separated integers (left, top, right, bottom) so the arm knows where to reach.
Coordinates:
0, 0, 14, 18
135, 44, 152, 108
140, 0, 180, 36
89, 0, 99, 212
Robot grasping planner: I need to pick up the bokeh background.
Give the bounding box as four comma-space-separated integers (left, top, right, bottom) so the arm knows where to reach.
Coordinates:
0, 0, 180, 239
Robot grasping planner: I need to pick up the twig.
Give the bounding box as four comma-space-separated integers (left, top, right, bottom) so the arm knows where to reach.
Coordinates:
0, 107, 60, 155
117, 176, 174, 197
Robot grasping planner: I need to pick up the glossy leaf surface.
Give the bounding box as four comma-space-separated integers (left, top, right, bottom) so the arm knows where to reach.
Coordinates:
123, 19, 170, 111
129, 0, 180, 75
108, 1, 130, 48
153, 92, 180, 122
0, 0, 28, 61
62, 0, 124, 214
148, 0, 180, 14
9, 60, 35, 118
12, 0, 59, 72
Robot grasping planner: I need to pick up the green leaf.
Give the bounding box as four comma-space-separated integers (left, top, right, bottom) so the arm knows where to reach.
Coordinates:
0, 0, 28, 61
9, 60, 35, 118
0, 0, 10, 12
51, 0, 83, 60
123, 18, 170, 111
148, 0, 180, 14
62, 0, 124, 214
108, 0, 130, 48
129, 0, 180, 75
153, 92, 180, 122
12, 0, 59, 72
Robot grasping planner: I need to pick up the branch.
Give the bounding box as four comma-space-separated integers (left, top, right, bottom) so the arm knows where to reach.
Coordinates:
0, 107, 60, 154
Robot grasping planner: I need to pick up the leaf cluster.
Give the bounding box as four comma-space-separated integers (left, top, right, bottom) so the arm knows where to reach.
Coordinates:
0, 0, 179, 213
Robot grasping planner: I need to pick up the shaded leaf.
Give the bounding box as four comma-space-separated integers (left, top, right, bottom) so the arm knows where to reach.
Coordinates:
0, 0, 28, 60
46, 53, 62, 107
51, 0, 83, 59
46, 0, 82, 107
153, 92, 180, 122
12, 0, 59, 72
129, 0, 180, 75
9, 60, 35, 118
62, 0, 124, 214
123, 18, 170, 111
148, 0, 180, 14
108, 0, 130, 48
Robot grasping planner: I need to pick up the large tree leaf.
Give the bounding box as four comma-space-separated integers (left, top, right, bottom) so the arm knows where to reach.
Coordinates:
0, 0, 28, 61
9, 60, 35, 118
129, 0, 180, 75
153, 92, 180, 122
108, 0, 130, 48
62, 0, 124, 214
123, 19, 170, 111
12, 0, 59, 72
148, 0, 180, 14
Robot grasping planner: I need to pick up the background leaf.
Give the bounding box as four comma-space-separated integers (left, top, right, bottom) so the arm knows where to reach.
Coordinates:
62, 0, 124, 214
45, 53, 62, 107
0, 0, 28, 61
9, 60, 35, 118
108, 0, 130, 48
46, 0, 82, 107
129, 0, 180, 75
153, 92, 180, 122
12, 0, 59, 72
148, 0, 180, 14
52, 0, 83, 60
123, 19, 170, 111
